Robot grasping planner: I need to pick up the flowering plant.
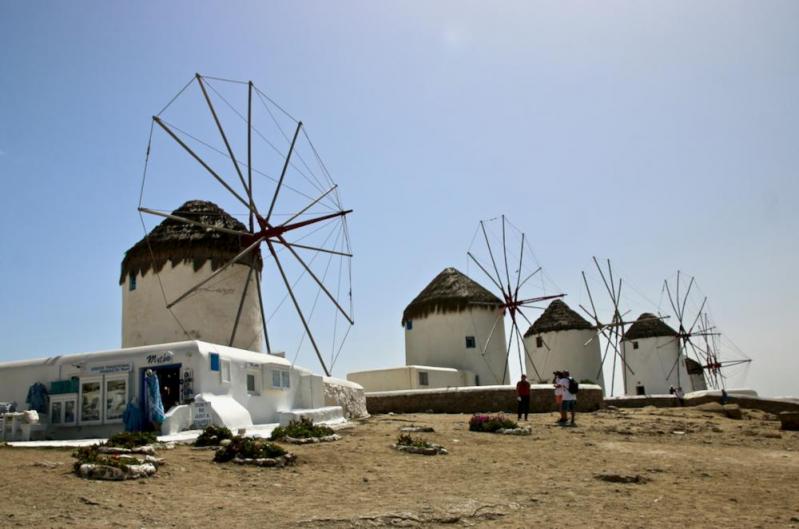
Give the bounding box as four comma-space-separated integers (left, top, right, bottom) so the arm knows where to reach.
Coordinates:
469, 414, 518, 432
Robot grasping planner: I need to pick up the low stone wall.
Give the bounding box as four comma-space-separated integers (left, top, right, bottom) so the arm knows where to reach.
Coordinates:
324, 377, 369, 418
365, 384, 603, 415
605, 394, 799, 415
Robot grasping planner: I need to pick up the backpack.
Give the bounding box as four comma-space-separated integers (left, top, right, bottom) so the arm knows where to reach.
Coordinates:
568, 377, 579, 394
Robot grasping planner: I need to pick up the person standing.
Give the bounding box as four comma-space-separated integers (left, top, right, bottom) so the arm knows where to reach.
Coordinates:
552, 371, 563, 416
516, 374, 531, 421
558, 371, 577, 426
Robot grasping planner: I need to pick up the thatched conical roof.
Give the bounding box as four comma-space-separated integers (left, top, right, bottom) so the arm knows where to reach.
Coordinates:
623, 313, 678, 341
120, 200, 262, 284
524, 299, 592, 337
401, 267, 502, 325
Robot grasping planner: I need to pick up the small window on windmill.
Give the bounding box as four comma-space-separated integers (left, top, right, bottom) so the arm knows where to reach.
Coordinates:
418, 371, 429, 386
128, 273, 137, 291
405, 320, 413, 331
633, 341, 639, 350
536, 336, 543, 348
465, 336, 476, 349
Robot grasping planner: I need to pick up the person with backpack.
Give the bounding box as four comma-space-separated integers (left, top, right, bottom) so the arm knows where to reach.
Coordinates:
557, 370, 578, 426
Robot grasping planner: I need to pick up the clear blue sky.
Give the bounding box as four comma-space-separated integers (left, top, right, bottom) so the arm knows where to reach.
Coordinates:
1, 1, 797, 396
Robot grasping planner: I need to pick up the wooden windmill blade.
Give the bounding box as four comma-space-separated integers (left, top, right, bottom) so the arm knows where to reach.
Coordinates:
579, 257, 642, 396
662, 271, 754, 391
136, 74, 355, 376
466, 216, 563, 383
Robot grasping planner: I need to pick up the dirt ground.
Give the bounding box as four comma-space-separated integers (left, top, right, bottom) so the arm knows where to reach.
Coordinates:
1, 406, 798, 529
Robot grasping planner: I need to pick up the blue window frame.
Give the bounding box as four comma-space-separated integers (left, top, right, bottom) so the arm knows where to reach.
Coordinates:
405, 320, 413, 330
128, 273, 137, 291
209, 353, 220, 371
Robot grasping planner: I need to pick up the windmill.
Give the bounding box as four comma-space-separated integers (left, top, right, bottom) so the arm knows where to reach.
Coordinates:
576, 257, 634, 396
133, 74, 354, 377
661, 271, 752, 390
576, 257, 674, 396
465, 215, 564, 383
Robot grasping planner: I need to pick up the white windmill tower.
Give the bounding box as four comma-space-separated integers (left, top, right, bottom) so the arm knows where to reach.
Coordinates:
620, 312, 686, 395
402, 267, 508, 386
121, 200, 265, 351
522, 299, 605, 389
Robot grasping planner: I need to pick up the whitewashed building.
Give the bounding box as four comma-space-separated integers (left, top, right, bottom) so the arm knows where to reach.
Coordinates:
0, 341, 336, 440
523, 299, 606, 391
621, 313, 691, 395
347, 365, 476, 392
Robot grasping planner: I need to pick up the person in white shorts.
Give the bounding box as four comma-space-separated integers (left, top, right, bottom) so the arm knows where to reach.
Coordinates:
552, 371, 563, 419
558, 371, 576, 426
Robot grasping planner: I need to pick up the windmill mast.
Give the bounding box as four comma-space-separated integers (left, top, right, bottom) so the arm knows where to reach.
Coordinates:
467, 215, 564, 383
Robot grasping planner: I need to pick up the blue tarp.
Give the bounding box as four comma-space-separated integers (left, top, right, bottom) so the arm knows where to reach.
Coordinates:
145, 372, 165, 425
26, 382, 49, 413
122, 401, 143, 432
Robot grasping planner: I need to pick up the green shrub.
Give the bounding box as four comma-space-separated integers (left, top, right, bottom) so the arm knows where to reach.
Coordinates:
396, 433, 434, 449
213, 437, 287, 463
270, 417, 334, 441
106, 431, 157, 449
195, 425, 234, 447
72, 445, 141, 474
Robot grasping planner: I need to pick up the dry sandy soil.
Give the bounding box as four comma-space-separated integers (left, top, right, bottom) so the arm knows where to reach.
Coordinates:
1, 406, 798, 529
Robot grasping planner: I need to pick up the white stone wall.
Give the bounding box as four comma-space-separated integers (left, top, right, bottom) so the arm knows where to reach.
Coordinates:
122, 261, 264, 352
523, 328, 606, 391
323, 377, 368, 418
404, 308, 509, 385
347, 365, 476, 392
622, 337, 692, 395
191, 342, 320, 424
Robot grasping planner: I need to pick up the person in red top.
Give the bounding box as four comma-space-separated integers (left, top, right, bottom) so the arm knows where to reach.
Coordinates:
516, 374, 531, 421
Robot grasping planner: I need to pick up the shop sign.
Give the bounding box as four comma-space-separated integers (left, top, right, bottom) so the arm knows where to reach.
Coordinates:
146, 351, 175, 365
87, 363, 132, 375
192, 401, 211, 428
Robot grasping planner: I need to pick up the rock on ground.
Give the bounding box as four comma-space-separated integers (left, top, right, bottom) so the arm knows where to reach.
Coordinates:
779, 411, 799, 431
695, 402, 742, 420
